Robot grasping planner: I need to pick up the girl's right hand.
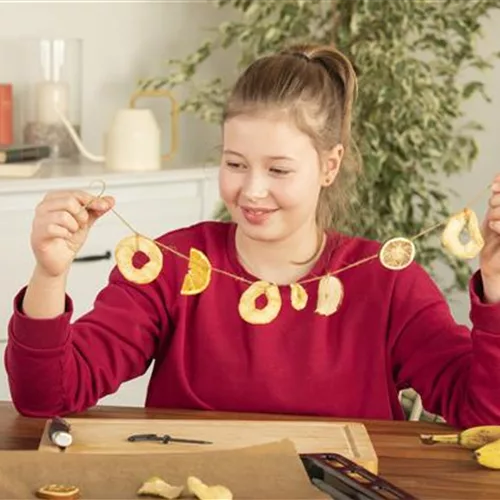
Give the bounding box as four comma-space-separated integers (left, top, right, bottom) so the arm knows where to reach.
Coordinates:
31, 190, 115, 278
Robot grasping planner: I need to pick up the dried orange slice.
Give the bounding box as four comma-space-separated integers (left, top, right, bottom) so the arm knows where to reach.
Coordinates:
115, 234, 163, 285
290, 283, 308, 310
35, 484, 80, 499
379, 237, 415, 270
238, 281, 282, 325
315, 275, 344, 316
180, 248, 212, 295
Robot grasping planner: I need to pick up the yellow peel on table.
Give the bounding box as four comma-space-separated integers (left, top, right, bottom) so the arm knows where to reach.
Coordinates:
315, 275, 344, 316
187, 476, 233, 500
238, 281, 282, 325
115, 234, 163, 285
379, 237, 416, 271
137, 476, 184, 499
441, 208, 484, 259
290, 283, 308, 310
180, 248, 212, 295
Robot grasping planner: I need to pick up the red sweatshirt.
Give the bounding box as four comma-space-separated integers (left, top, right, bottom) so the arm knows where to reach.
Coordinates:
5, 221, 500, 428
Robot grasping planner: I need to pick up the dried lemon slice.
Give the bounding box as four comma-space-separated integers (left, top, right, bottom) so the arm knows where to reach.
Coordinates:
315, 275, 344, 316
137, 476, 184, 499
442, 208, 484, 259
238, 281, 282, 325
115, 234, 163, 285
290, 283, 308, 310
180, 247, 212, 295
379, 237, 416, 270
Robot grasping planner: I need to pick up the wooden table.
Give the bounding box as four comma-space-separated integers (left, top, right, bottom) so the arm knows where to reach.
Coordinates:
0, 401, 498, 499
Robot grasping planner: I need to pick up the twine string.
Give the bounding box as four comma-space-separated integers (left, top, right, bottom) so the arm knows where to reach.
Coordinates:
82, 179, 492, 287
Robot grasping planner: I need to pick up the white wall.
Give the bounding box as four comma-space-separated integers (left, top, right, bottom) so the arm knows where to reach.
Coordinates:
0, 1, 498, 325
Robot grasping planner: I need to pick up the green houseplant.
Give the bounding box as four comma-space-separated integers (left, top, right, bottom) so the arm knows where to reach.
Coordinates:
141, 0, 500, 298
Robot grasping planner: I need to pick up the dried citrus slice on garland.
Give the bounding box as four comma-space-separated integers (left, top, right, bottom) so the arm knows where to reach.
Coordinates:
238, 281, 282, 325
315, 275, 344, 316
180, 248, 212, 295
441, 208, 484, 259
115, 234, 163, 284
379, 237, 416, 271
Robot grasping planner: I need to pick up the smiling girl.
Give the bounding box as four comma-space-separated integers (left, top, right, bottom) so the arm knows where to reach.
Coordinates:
5, 44, 500, 429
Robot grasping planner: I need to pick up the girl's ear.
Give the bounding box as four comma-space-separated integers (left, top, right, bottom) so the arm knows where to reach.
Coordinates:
322, 144, 344, 186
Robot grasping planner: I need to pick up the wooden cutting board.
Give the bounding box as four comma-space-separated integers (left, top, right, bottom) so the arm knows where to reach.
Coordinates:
38, 418, 378, 473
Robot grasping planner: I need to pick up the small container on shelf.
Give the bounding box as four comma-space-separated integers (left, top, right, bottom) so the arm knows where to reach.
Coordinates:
21, 38, 82, 159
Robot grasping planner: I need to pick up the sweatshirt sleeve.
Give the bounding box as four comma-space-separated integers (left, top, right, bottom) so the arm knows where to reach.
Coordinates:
4, 268, 171, 418
389, 265, 500, 429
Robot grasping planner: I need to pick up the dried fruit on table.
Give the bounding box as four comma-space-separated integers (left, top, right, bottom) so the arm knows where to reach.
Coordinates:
315, 275, 344, 316
180, 248, 212, 295
379, 237, 416, 271
238, 281, 282, 325
290, 283, 308, 311
115, 234, 163, 285
441, 208, 484, 259
35, 484, 80, 500
137, 476, 184, 499
187, 476, 233, 500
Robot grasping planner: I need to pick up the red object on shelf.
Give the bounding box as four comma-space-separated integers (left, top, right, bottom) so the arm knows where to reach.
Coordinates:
0, 84, 13, 146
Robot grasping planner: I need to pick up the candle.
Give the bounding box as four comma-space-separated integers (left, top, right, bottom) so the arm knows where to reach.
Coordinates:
36, 81, 69, 124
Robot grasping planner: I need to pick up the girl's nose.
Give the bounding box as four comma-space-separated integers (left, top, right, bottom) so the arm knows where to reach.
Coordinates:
242, 172, 269, 201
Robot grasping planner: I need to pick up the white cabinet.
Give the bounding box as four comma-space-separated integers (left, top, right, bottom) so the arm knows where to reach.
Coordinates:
0, 162, 220, 406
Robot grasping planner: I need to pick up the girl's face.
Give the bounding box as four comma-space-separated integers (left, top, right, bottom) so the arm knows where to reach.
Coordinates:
219, 113, 340, 244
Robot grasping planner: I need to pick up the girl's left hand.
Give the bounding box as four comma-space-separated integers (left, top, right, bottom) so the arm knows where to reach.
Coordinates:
479, 174, 500, 303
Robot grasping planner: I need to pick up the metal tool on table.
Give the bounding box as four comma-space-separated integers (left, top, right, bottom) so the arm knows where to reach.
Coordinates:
300, 452, 417, 500
127, 433, 213, 445
48, 416, 73, 450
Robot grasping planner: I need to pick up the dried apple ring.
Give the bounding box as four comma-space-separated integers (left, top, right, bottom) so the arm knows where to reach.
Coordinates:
442, 208, 484, 259
115, 234, 163, 284
137, 476, 184, 499
315, 275, 344, 316
238, 281, 282, 325
290, 283, 308, 310
187, 476, 233, 500
379, 237, 416, 271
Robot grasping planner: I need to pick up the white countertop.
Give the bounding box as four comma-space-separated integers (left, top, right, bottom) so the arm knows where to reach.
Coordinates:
0, 156, 219, 194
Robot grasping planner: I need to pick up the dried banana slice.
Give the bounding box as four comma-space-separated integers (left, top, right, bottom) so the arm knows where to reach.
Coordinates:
379, 237, 416, 271
238, 281, 282, 325
442, 208, 484, 259
290, 283, 308, 310
315, 275, 344, 316
115, 234, 163, 284
187, 476, 233, 500
35, 484, 80, 499
137, 476, 184, 499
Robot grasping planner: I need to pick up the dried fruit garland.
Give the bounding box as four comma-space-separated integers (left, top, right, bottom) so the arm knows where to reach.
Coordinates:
88, 181, 488, 325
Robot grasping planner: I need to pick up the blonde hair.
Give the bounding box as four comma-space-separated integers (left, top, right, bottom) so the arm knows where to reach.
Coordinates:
222, 44, 361, 234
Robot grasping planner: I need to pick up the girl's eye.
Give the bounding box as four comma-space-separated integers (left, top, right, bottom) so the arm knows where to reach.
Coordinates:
226, 161, 244, 169
270, 167, 290, 175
